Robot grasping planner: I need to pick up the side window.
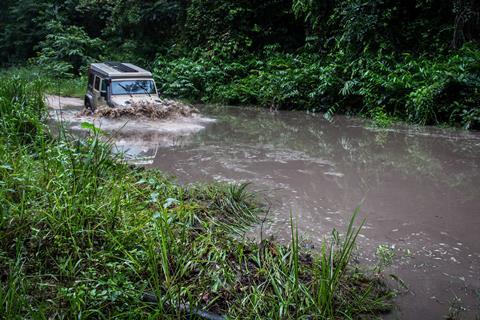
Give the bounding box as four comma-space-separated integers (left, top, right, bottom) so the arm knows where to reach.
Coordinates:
88, 73, 94, 89
101, 79, 107, 92
94, 76, 100, 91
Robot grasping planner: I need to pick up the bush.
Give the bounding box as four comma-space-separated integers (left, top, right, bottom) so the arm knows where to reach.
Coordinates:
35, 21, 104, 77
153, 43, 480, 129
349, 44, 480, 128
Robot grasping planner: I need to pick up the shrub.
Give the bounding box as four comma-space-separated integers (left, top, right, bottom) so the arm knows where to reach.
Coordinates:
153, 43, 480, 129
35, 21, 104, 77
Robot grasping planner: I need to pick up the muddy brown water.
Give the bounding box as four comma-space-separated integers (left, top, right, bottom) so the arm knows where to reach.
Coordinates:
51, 102, 480, 319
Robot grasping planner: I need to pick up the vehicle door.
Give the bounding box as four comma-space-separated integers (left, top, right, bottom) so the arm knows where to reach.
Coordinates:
85, 72, 95, 109
92, 75, 107, 107
99, 78, 108, 106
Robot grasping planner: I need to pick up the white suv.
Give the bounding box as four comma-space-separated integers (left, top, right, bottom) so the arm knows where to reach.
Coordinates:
84, 62, 160, 111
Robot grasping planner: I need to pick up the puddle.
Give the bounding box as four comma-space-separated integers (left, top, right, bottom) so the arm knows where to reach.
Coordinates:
51, 103, 480, 319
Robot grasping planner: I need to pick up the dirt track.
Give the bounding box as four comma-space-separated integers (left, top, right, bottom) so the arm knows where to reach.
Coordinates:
45, 95, 84, 109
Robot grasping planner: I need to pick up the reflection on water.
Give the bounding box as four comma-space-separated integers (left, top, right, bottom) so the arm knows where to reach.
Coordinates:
52, 104, 480, 319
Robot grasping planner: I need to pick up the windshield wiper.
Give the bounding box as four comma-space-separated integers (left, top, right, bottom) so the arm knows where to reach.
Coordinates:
118, 84, 133, 97
138, 83, 152, 98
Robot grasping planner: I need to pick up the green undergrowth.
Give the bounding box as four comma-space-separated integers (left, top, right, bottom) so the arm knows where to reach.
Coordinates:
0, 67, 86, 98
0, 75, 393, 319
153, 44, 480, 129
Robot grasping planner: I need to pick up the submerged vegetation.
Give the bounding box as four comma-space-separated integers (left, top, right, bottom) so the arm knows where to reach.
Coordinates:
1, 0, 479, 128
0, 75, 394, 318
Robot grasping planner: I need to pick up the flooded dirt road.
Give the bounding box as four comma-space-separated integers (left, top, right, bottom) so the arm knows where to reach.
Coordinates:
52, 103, 480, 319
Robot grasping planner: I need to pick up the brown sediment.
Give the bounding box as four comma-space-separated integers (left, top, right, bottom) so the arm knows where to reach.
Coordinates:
79, 99, 199, 119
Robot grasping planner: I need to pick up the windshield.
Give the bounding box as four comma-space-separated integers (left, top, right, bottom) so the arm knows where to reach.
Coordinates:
111, 80, 157, 95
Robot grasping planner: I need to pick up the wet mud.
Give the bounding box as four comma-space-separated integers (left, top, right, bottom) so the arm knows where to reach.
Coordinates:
50, 102, 480, 319
80, 99, 198, 119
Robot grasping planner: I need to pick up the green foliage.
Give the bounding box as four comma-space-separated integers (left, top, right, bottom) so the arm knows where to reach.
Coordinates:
105, 0, 187, 59
0, 76, 47, 145
376, 244, 396, 268
184, 0, 253, 57
46, 76, 86, 98
183, 0, 303, 58
1, 67, 86, 98
1, 0, 479, 64
154, 44, 480, 128
35, 21, 104, 76
1, 0, 479, 128
153, 50, 325, 109
0, 0, 51, 65
295, 0, 479, 53
351, 44, 480, 128
368, 107, 394, 128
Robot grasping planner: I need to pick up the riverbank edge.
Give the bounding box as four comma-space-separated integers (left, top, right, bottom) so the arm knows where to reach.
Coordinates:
0, 74, 394, 318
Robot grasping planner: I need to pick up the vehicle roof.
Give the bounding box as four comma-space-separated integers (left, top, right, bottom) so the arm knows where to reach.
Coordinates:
90, 62, 153, 79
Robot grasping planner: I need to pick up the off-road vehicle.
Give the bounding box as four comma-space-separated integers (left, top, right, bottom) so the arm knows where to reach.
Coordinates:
85, 62, 160, 111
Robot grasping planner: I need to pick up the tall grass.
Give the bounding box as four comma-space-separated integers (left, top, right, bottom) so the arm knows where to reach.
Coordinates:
0, 66, 86, 98
0, 74, 393, 318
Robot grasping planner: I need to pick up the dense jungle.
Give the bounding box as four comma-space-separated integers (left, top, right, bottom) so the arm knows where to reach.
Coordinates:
1, 0, 479, 128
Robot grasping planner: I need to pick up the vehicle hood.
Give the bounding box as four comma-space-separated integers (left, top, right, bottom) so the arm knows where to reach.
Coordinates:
110, 95, 162, 107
